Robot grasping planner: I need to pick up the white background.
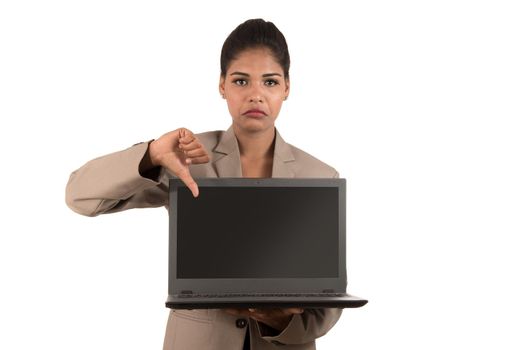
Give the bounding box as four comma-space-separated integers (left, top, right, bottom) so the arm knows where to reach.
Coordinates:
1, 1, 523, 349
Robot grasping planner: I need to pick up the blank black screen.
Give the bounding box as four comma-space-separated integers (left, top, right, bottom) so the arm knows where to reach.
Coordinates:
176, 186, 339, 278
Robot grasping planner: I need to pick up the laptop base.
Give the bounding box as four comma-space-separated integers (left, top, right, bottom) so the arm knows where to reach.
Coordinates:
166, 295, 368, 309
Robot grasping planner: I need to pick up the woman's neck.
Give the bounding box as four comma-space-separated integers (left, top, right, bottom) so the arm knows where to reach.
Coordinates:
233, 126, 276, 160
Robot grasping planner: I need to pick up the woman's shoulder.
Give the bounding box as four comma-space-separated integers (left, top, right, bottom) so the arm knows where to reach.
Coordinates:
285, 143, 339, 178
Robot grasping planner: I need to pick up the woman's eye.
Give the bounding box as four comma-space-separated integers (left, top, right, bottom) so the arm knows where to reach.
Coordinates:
265, 79, 279, 87
233, 79, 247, 86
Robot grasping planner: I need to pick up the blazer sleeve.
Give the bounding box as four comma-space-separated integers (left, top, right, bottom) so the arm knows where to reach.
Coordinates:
255, 308, 343, 345
65, 141, 168, 217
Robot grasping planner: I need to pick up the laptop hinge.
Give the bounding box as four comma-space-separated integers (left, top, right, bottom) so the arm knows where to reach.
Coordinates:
180, 290, 193, 295
322, 289, 335, 293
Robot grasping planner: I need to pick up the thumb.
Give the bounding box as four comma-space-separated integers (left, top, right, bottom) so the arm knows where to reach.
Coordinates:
177, 170, 199, 197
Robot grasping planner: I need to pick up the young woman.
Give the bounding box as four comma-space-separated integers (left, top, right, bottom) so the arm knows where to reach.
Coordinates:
66, 19, 342, 350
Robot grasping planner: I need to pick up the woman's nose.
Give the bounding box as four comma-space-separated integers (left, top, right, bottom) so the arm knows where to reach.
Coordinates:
248, 84, 263, 102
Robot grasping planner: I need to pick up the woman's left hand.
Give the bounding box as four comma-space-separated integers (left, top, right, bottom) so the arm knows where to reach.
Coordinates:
225, 308, 304, 332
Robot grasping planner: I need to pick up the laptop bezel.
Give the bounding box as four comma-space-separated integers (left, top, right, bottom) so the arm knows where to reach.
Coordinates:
168, 177, 347, 295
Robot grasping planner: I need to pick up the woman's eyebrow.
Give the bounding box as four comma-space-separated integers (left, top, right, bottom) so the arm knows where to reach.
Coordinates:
229, 72, 282, 77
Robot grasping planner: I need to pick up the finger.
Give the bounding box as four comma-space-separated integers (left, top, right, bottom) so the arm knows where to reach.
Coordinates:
249, 308, 303, 318
225, 308, 241, 316
246, 310, 265, 322
179, 140, 201, 151
178, 128, 188, 142
247, 308, 271, 319
248, 308, 268, 314
188, 155, 210, 164
225, 308, 250, 317
284, 308, 304, 314
177, 170, 199, 197
184, 147, 208, 158
179, 131, 195, 145
179, 136, 195, 145
184, 155, 210, 165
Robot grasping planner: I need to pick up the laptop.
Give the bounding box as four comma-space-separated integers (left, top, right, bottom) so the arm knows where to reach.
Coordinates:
165, 177, 367, 309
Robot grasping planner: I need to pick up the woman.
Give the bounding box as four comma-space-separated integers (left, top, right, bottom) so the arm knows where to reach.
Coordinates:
66, 18, 342, 350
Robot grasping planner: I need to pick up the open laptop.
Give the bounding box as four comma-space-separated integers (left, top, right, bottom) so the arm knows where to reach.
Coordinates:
165, 178, 367, 309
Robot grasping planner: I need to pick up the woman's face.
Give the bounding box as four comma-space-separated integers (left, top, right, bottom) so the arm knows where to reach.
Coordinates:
219, 47, 290, 134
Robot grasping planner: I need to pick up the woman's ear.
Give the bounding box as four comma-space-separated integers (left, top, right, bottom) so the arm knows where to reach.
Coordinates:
284, 78, 290, 99
219, 75, 225, 98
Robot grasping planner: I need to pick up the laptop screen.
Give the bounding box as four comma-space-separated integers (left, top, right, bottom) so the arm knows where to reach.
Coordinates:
175, 185, 339, 279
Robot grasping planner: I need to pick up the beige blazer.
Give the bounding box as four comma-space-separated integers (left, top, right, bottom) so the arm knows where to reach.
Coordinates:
66, 126, 343, 350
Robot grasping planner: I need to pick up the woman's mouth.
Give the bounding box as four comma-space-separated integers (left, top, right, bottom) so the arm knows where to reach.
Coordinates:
243, 109, 267, 118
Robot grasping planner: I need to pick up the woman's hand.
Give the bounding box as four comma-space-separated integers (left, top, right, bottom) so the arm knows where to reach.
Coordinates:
149, 128, 210, 197
225, 308, 304, 332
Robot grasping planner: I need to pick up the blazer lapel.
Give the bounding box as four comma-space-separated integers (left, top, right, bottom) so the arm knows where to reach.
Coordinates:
213, 125, 295, 178
271, 128, 295, 178
213, 126, 243, 177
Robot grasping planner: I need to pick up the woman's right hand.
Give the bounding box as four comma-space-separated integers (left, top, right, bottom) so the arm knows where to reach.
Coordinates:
149, 128, 210, 197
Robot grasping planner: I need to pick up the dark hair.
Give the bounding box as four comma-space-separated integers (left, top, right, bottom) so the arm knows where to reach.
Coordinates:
220, 18, 290, 79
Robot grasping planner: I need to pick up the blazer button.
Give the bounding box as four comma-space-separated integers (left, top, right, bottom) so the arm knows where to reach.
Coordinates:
236, 318, 247, 328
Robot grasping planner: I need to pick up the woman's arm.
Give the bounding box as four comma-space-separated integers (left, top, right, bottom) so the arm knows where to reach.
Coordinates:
65, 128, 210, 217
65, 141, 168, 217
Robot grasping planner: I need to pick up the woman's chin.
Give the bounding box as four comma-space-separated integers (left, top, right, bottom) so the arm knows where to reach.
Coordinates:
233, 119, 274, 133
